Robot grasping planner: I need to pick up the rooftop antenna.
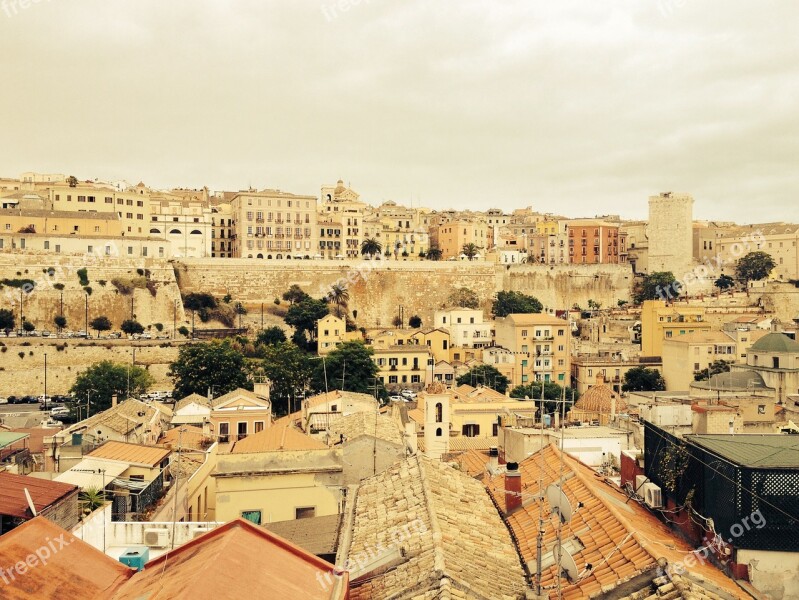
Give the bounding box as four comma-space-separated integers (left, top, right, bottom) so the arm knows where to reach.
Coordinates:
555, 545, 580, 584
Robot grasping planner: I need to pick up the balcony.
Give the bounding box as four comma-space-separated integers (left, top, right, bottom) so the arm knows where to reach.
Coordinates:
256, 218, 264, 223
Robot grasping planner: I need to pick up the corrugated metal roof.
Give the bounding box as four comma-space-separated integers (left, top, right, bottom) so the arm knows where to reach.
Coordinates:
687, 434, 799, 468
54, 458, 128, 489
0, 517, 134, 599
0, 472, 78, 518
87, 440, 171, 467
111, 518, 346, 600
0, 431, 29, 449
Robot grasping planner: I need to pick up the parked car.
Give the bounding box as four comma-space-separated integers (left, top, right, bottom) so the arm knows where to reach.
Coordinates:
400, 389, 417, 400
50, 406, 70, 417
388, 395, 406, 403
21, 396, 37, 404
0, 397, 7, 405
41, 330, 52, 337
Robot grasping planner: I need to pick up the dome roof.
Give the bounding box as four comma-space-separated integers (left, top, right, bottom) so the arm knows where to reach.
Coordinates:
573, 383, 627, 414
749, 332, 799, 354
693, 370, 770, 391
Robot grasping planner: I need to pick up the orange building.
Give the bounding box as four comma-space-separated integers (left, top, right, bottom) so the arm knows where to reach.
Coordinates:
566, 219, 627, 264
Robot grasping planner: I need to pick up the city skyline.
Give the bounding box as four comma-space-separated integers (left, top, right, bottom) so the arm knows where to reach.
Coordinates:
1, 1, 797, 222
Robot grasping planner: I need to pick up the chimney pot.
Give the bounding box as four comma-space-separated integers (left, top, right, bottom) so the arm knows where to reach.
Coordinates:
505, 462, 522, 513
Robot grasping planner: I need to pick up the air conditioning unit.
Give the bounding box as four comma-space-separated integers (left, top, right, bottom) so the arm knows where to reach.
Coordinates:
635, 475, 648, 493
642, 483, 663, 509
190, 527, 212, 539
143, 529, 169, 548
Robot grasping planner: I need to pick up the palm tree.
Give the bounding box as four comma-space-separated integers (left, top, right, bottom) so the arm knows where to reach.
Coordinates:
427, 246, 443, 261
361, 238, 382, 258
462, 243, 480, 261
328, 284, 350, 318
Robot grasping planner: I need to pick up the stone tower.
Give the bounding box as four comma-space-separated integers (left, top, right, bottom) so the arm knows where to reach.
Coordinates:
647, 192, 694, 278
423, 383, 450, 459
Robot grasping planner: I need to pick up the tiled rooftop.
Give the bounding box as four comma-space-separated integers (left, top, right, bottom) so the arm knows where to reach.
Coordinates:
346, 454, 527, 600
329, 411, 404, 446
231, 423, 327, 453
484, 445, 747, 599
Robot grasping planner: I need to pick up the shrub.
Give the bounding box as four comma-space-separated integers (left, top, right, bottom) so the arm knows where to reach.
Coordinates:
18, 352, 24, 359
83, 286, 92, 295
53, 283, 65, 291
97, 279, 107, 286
77, 268, 89, 286
177, 326, 190, 337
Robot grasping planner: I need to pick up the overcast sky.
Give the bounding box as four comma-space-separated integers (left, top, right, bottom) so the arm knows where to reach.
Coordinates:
1, 1, 797, 222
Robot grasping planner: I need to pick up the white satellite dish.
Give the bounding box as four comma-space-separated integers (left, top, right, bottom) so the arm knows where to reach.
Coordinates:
545, 484, 573, 524
554, 545, 580, 583
24, 488, 37, 517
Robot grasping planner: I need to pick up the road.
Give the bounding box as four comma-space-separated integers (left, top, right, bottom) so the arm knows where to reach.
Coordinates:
0, 404, 42, 415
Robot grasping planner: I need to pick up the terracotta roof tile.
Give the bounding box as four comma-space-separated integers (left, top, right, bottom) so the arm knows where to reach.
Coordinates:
484, 445, 747, 599
231, 424, 327, 453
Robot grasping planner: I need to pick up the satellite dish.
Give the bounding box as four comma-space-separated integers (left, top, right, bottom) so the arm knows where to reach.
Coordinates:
555, 545, 580, 583
23, 488, 37, 517
545, 484, 573, 524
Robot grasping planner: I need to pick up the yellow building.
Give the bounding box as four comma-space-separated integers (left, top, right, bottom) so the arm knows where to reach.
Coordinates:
210, 200, 234, 258
571, 355, 663, 396
230, 189, 318, 259
317, 314, 362, 355
319, 180, 367, 260
429, 219, 488, 260
46, 182, 153, 237
535, 219, 559, 236
494, 313, 571, 386
209, 383, 272, 445
0, 207, 122, 238
640, 300, 712, 358
213, 423, 343, 524
372, 345, 433, 392
409, 328, 451, 363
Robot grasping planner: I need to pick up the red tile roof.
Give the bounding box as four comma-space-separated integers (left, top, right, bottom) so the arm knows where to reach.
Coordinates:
112, 518, 347, 600
0, 472, 78, 519
485, 445, 747, 599
0, 517, 134, 599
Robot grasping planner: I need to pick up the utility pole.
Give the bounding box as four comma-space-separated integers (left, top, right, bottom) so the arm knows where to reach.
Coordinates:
173, 300, 177, 339
43, 353, 48, 410
85, 292, 89, 336
261, 303, 264, 330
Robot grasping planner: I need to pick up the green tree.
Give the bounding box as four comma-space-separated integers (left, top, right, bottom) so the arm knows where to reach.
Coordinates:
311, 341, 379, 395
327, 283, 350, 318
183, 292, 217, 311
22, 320, 35, 334
256, 326, 287, 347
735, 251, 776, 284
121, 319, 145, 335
461, 243, 480, 260
492, 290, 543, 317
54, 315, 67, 332
234, 302, 247, 328
261, 342, 313, 416
408, 315, 422, 328
66, 175, 78, 187
448, 287, 480, 309
694, 360, 733, 382
360, 237, 382, 258
456, 364, 510, 394
284, 298, 329, 342
0, 308, 14, 331
426, 246, 443, 261
282, 284, 310, 305
714, 274, 735, 293
169, 340, 252, 400
89, 315, 112, 337
622, 366, 666, 392
632, 272, 679, 304
70, 360, 153, 413
510, 381, 579, 415
177, 325, 190, 337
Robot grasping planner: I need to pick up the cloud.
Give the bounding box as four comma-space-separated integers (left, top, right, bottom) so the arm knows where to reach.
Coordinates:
0, 0, 797, 222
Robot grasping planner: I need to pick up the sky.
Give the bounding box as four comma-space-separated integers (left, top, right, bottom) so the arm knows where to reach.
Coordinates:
1, 0, 797, 222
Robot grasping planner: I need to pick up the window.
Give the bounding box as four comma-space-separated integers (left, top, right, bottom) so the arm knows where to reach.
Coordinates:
435, 402, 443, 423
218, 422, 229, 443
462, 424, 480, 437
295, 507, 316, 519
758, 405, 766, 415
44, 240, 50, 250
436, 427, 443, 437
241, 510, 262, 525
254, 421, 265, 433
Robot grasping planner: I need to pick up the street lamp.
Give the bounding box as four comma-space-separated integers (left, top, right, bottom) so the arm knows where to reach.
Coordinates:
43, 353, 48, 410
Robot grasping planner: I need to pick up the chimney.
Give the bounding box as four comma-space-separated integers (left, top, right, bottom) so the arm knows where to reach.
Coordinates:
611, 396, 616, 419
112, 394, 118, 408
489, 447, 499, 473
505, 462, 522, 514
